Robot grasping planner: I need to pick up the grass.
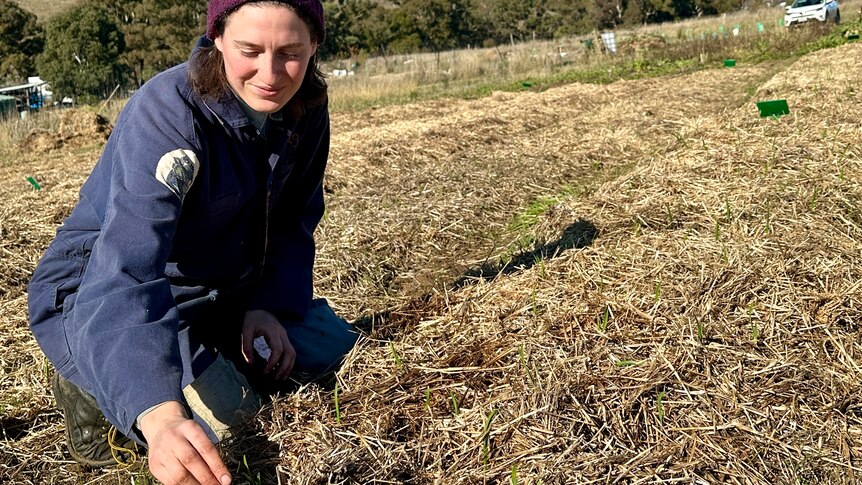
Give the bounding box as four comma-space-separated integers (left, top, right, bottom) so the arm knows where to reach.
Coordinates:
2, 12, 860, 154
2, 5, 862, 484
326, 6, 862, 111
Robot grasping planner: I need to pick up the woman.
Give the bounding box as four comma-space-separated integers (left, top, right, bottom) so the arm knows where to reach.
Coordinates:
27, 1, 357, 484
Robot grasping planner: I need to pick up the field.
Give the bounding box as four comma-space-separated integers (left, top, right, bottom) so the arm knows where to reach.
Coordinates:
2, 16, 862, 485
14, 0, 77, 20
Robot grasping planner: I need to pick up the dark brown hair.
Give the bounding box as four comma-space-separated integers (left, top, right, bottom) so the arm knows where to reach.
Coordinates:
188, 1, 327, 119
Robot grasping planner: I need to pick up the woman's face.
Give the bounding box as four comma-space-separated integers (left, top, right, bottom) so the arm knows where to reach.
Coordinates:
215, 3, 316, 114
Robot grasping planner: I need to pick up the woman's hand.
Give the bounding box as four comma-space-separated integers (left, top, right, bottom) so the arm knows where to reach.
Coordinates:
140, 401, 231, 485
242, 309, 296, 381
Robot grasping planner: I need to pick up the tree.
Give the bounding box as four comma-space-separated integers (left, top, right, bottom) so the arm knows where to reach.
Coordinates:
490, 0, 543, 42
37, 4, 127, 103
322, 0, 392, 58
93, 0, 205, 87
0, 0, 44, 82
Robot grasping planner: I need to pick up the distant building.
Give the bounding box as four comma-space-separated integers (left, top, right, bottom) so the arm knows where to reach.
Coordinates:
0, 94, 17, 119
0, 77, 51, 118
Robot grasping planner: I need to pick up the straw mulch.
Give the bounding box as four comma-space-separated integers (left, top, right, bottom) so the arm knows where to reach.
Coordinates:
1, 43, 860, 484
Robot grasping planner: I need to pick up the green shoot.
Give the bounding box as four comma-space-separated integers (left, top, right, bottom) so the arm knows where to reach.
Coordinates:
724, 199, 732, 221
615, 360, 641, 367
389, 342, 403, 369
634, 220, 642, 237
656, 390, 666, 424
519, 343, 536, 387
596, 305, 611, 333
425, 387, 431, 412
653, 281, 661, 304
43, 357, 51, 382
747, 303, 759, 342
714, 219, 721, 241
808, 187, 818, 210
535, 254, 546, 278
242, 455, 262, 485
481, 409, 498, 471
334, 379, 341, 424
511, 463, 519, 484
450, 391, 460, 416
531, 287, 537, 318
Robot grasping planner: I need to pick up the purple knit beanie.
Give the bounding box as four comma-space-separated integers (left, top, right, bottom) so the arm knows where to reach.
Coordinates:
206, 0, 325, 43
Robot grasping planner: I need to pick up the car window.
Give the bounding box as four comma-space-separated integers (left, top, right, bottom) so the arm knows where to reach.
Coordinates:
790, 0, 824, 7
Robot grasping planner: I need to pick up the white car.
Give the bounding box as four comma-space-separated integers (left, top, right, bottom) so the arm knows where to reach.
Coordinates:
782, 0, 840, 26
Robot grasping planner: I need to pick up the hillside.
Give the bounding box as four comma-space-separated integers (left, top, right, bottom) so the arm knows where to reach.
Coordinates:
1, 41, 860, 483
15, 0, 77, 19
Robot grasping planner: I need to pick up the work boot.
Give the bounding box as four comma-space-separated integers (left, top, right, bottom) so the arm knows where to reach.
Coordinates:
51, 373, 138, 467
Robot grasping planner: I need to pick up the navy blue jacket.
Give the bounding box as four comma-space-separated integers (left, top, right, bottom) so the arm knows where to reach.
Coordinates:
27, 57, 328, 435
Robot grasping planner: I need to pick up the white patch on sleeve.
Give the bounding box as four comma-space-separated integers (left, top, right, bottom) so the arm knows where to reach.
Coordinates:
155, 149, 200, 201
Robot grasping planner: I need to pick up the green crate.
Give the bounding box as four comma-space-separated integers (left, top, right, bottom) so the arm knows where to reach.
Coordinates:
724, 59, 736, 67
756, 99, 790, 118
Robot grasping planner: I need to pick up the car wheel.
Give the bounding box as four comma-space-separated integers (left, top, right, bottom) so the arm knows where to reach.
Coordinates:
835, 9, 840, 24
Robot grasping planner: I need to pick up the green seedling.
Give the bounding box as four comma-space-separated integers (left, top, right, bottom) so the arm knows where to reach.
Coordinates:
334, 380, 341, 424
389, 342, 403, 369
747, 303, 760, 342
615, 360, 641, 367
808, 187, 818, 210
450, 391, 460, 416
531, 287, 537, 318
242, 455, 262, 485
714, 219, 721, 241
481, 409, 498, 471
656, 391, 666, 424
425, 387, 431, 412
653, 281, 662, 304
596, 305, 611, 333
519, 343, 536, 387
511, 463, 519, 484
43, 357, 51, 381
534, 255, 546, 278
671, 131, 688, 147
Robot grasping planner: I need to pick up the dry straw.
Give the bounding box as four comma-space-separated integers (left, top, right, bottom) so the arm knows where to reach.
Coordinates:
1, 43, 860, 483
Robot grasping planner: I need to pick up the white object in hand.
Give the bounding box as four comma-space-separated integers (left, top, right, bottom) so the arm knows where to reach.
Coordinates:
253, 336, 272, 360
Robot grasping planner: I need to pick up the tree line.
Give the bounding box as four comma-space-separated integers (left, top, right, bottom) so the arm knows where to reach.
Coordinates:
1, 0, 745, 103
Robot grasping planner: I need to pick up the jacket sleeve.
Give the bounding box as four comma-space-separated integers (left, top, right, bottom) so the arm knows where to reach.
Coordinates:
246, 108, 330, 320
66, 93, 201, 435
